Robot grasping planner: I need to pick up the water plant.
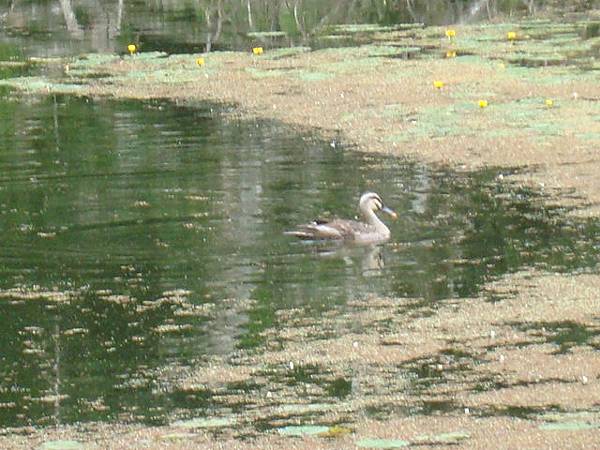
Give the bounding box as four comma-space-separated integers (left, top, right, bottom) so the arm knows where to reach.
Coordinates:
127, 44, 137, 55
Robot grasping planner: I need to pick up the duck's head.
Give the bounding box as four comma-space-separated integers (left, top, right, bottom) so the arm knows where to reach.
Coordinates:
359, 192, 397, 219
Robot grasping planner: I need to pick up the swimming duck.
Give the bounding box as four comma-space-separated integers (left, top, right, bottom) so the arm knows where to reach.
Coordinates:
285, 192, 397, 244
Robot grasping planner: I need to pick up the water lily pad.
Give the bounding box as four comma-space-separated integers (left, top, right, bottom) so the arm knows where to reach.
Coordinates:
277, 425, 330, 436
39, 441, 84, 450
172, 416, 236, 428
356, 438, 410, 448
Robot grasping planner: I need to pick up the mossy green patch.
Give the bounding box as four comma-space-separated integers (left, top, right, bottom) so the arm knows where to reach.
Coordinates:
0, 76, 84, 94
39, 441, 84, 450
413, 431, 471, 443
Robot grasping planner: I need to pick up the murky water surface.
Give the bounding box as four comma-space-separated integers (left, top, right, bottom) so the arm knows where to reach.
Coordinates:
0, 94, 599, 428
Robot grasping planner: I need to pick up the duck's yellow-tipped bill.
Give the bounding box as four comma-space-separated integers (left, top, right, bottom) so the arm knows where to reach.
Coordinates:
382, 206, 398, 220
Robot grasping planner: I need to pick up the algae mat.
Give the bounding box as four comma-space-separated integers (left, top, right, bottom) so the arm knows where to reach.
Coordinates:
2, 20, 599, 213
1, 19, 600, 450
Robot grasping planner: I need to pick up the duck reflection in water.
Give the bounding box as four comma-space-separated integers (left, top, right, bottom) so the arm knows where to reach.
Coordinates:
310, 243, 386, 275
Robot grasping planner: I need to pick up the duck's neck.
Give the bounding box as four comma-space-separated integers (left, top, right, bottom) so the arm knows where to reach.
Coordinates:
363, 209, 390, 235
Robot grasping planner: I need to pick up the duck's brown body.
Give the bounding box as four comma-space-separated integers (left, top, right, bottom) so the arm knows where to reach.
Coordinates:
285, 192, 397, 244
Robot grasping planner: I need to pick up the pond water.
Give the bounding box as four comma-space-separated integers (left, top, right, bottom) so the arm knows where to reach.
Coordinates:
0, 94, 599, 427
1, 0, 577, 58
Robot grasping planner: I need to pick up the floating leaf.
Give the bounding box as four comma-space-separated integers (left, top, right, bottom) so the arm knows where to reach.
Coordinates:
413, 431, 471, 443
356, 438, 410, 448
318, 425, 353, 438
172, 417, 236, 428
278, 425, 330, 436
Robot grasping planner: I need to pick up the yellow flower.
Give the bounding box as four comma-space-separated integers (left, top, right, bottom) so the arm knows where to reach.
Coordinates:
196, 57, 205, 66
446, 50, 457, 58
445, 29, 456, 39
507, 31, 517, 41
433, 80, 445, 89
478, 99, 488, 108
545, 98, 554, 108
127, 44, 137, 55
252, 47, 264, 55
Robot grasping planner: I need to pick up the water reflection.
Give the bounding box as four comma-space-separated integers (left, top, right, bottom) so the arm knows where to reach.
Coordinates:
1, 0, 587, 57
0, 95, 598, 427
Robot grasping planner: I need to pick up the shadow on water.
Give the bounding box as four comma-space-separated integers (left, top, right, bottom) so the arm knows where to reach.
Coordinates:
0, 94, 599, 427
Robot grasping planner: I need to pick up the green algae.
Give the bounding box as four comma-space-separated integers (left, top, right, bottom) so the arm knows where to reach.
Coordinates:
1, 18, 597, 100
0, 19, 596, 153
357, 430, 469, 447
0, 76, 84, 93
413, 431, 471, 443
539, 421, 598, 431
295, 70, 335, 81
68, 53, 120, 70
39, 441, 84, 450
262, 46, 311, 59
246, 67, 286, 78
538, 411, 600, 431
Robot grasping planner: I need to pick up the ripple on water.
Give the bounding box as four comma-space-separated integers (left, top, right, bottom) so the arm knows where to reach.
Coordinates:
0, 95, 599, 428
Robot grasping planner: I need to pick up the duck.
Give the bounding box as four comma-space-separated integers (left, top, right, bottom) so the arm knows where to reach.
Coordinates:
285, 192, 397, 244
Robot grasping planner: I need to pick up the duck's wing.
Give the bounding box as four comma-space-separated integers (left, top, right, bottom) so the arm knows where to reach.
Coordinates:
285, 219, 371, 240
284, 220, 345, 240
